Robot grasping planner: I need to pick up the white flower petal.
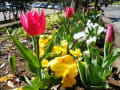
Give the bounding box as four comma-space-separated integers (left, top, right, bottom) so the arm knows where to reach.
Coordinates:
86, 36, 96, 45
73, 31, 87, 40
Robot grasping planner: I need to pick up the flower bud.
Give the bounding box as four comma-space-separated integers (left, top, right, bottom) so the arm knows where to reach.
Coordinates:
83, 8, 86, 13
66, 7, 74, 18
105, 24, 115, 43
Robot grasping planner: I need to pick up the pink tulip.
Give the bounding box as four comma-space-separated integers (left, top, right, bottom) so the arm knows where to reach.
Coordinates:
66, 7, 74, 18
83, 8, 86, 13
88, 7, 94, 10
20, 10, 46, 36
105, 24, 115, 43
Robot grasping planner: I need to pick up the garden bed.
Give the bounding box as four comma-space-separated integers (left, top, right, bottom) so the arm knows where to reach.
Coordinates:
0, 7, 120, 90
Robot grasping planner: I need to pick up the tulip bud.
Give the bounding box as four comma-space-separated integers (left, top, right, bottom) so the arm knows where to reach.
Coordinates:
83, 8, 86, 13
105, 24, 115, 43
87, 7, 94, 10
20, 10, 46, 36
66, 7, 74, 18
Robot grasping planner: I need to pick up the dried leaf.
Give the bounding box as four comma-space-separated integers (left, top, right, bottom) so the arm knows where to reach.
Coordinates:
0, 77, 7, 82
7, 74, 14, 80
0, 62, 5, 69
7, 81, 15, 88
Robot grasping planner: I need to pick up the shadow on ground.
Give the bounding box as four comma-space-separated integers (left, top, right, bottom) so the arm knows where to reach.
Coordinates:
108, 17, 120, 22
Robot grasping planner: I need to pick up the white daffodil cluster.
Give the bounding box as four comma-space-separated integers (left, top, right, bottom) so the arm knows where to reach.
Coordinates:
73, 31, 87, 42
73, 20, 106, 46
86, 36, 96, 46
85, 20, 106, 35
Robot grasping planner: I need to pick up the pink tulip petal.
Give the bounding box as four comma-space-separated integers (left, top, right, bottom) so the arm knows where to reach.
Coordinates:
20, 10, 46, 36
106, 24, 115, 43
26, 11, 39, 35
65, 7, 69, 17
20, 13, 28, 31
66, 7, 74, 18
72, 8, 74, 14
31, 11, 39, 22
38, 10, 46, 34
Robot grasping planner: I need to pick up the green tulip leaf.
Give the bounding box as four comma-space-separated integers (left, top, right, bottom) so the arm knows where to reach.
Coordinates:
77, 61, 87, 88
10, 35, 40, 69
24, 75, 33, 86
8, 55, 16, 74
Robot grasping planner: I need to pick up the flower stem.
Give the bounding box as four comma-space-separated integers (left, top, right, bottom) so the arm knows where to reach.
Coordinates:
35, 36, 40, 59
32, 36, 40, 59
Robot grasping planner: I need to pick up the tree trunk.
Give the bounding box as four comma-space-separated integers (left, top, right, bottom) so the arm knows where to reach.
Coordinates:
71, 0, 80, 12
95, 0, 99, 9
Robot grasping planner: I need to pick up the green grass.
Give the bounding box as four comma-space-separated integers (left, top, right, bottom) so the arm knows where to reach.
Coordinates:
113, 1, 120, 5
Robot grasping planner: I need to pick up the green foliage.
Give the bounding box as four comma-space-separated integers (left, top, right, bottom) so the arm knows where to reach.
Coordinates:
10, 32, 59, 89
10, 35, 41, 76
46, 13, 63, 30
23, 69, 60, 90
8, 55, 16, 74
11, 35, 40, 69
103, 48, 120, 68
78, 47, 109, 89
78, 45, 120, 89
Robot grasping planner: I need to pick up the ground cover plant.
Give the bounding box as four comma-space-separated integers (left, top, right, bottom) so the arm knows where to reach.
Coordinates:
0, 6, 120, 90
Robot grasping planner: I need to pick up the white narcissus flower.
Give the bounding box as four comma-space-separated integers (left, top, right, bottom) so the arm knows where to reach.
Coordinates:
85, 27, 89, 33
86, 36, 96, 45
87, 20, 91, 26
73, 31, 87, 41
84, 50, 90, 57
91, 15, 95, 19
104, 29, 107, 32
96, 14, 101, 17
93, 23, 99, 28
97, 26, 105, 35
87, 23, 94, 29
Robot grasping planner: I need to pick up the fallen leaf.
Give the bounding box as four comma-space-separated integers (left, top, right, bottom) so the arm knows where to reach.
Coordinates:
7, 74, 14, 80
7, 81, 15, 88
0, 77, 7, 82
0, 74, 14, 83
0, 62, 5, 69
16, 78, 20, 83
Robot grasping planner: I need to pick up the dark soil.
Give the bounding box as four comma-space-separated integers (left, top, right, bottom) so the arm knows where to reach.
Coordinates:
0, 38, 31, 90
